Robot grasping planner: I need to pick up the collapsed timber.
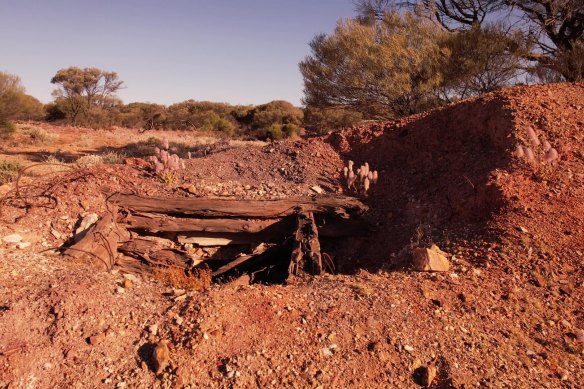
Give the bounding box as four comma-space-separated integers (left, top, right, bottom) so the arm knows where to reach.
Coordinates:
63, 193, 371, 286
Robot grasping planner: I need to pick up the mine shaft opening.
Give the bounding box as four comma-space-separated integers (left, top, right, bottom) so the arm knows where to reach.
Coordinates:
63, 193, 373, 286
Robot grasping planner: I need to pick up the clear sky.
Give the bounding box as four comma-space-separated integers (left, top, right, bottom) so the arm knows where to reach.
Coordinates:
0, 0, 356, 107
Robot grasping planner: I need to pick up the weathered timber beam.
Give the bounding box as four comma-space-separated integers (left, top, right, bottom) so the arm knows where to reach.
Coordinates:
123, 212, 372, 238
108, 193, 368, 218
289, 212, 322, 277
122, 212, 285, 234
118, 239, 190, 268
212, 242, 287, 278
63, 207, 130, 271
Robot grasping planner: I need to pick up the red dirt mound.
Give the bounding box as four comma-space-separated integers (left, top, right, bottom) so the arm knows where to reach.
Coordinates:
329, 82, 584, 274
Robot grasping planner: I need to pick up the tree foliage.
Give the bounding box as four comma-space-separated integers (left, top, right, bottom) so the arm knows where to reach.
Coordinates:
392, 0, 584, 81
0, 71, 44, 136
50, 67, 124, 125
300, 12, 449, 119
439, 24, 528, 99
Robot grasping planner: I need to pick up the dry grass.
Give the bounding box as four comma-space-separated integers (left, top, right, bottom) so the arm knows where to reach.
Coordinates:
22, 127, 59, 144
153, 265, 212, 290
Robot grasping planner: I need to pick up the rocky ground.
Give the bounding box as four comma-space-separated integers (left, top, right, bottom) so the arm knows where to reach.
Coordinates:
0, 83, 583, 388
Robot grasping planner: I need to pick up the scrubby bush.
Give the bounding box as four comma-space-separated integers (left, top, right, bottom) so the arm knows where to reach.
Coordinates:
1, 71, 44, 138
24, 127, 58, 144
76, 154, 105, 166
0, 121, 16, 140
300, 12, 448, 119
304, 107, 364, 133
0, 159, 23, 184
265, 124, 284, 140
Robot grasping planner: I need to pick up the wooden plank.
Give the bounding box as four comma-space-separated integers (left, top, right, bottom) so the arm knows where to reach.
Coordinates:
118, 239, 189, 268
289, 212, 322, 277
108, 193, 368, 218
123, 212, 284, 234
211, 243, 278, 278
178, 235, 241, 246
176, 228, 289, 246
211, 254, 255, 277
63, 207, 130, 271
123, 212, 369, 239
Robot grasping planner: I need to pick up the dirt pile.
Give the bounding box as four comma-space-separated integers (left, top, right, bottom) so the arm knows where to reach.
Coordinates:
329, 82, 584, 273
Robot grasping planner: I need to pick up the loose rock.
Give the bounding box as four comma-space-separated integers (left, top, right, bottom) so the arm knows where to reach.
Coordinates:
2, 234, 22, 244
412, 245, 450, 272
151, 340, 170, 375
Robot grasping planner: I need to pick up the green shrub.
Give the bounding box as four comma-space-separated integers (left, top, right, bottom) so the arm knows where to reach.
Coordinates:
0, 121, 16, 139
25, 127, 58, 144
216, 118, 236, 136
0, 159, 23, 184
282, 123, 300, 138
266, 124, 284, 140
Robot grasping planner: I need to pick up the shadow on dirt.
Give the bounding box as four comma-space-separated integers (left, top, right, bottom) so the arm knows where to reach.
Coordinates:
326, 95, 516, 272
137, 342, 157, 372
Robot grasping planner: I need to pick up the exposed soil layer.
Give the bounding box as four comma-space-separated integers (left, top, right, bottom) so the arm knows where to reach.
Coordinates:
1, 83, 583, 388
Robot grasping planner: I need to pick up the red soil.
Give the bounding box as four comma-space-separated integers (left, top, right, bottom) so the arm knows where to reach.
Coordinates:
0, 83, 582, 388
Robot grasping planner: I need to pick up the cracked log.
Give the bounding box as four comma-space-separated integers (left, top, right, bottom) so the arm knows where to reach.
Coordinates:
289, 212, 322, 277
122, 212, 286, 233
63, 207, 130, 271
108, 193, 368, 218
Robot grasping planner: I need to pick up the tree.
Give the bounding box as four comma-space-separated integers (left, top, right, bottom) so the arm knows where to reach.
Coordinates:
0, 72, 25, 96
396, 0, 584, 81
304, 107, 364, 134
0, 71, 44, 135
439, 23, 528, 99
300, 12, 448, 119
509, 0, 584, 81
50, 67, 124, 125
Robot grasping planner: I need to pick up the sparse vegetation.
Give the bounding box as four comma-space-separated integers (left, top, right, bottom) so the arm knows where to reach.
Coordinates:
0, 159, 23, 185
153, 265, 211, 290
24, 127, 58, 144
343, 160, 379, 195
148, 138, 185, 185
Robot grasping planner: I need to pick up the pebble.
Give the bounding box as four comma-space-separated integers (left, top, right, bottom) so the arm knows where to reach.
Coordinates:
116, 286, 125, 294
422, 365, 437, 387
310, 185, 324, 194
123, 273, 139, 283
51, 229, 62, 239
89, 332, 106, 345
403, 345, 414, 352
321, 344, 338, 358
148, 324, 158, 335
16, 242, 31, 249
2, 234, 22, 244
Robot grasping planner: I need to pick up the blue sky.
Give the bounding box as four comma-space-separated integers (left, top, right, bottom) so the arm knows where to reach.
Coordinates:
0, 0, 356, 106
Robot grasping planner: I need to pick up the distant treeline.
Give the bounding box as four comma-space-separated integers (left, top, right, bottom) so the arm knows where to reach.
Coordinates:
1, 68, 360, 141
2, 1, 582, 140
